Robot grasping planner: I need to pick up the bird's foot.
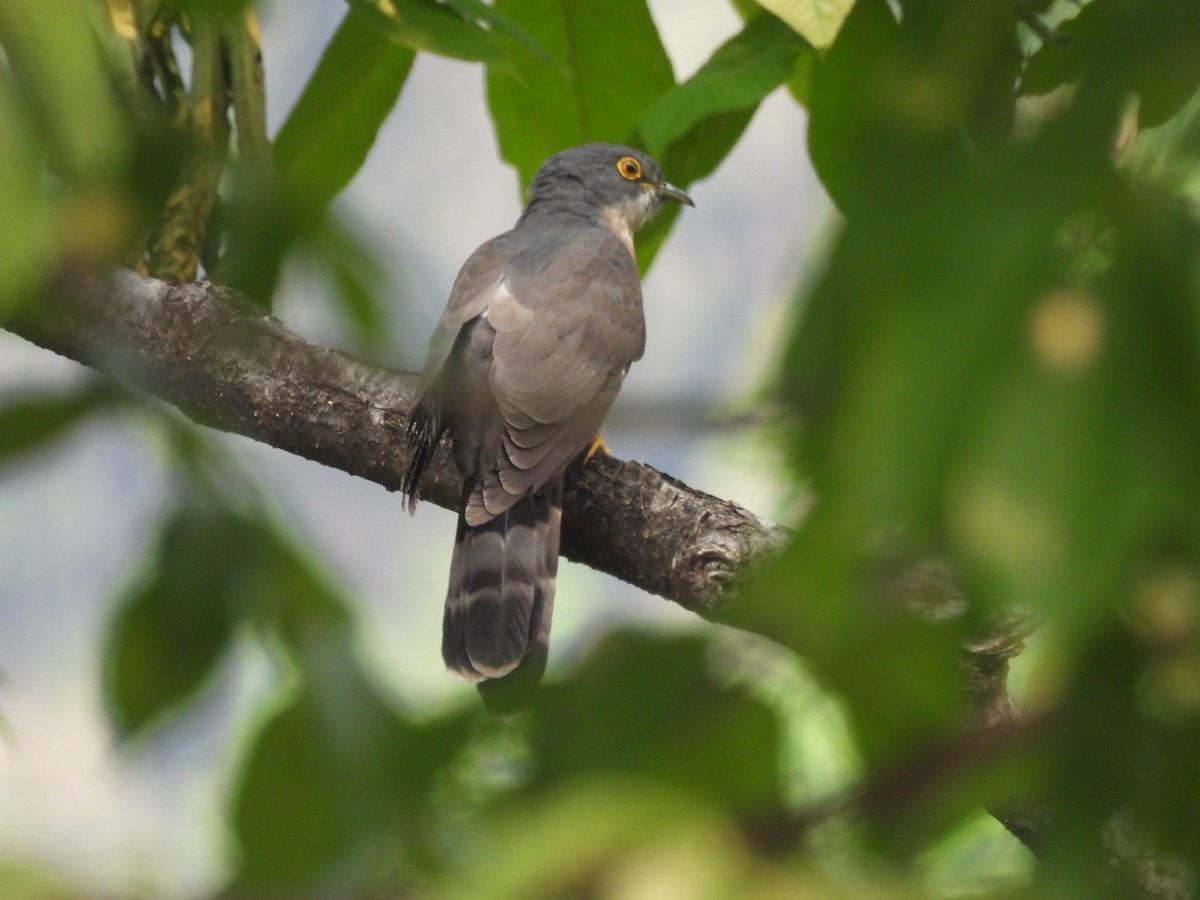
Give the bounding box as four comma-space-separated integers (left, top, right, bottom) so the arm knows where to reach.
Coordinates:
583, 433, 610, 464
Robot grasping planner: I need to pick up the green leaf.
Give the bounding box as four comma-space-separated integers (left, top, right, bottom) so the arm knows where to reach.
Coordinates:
439, 782, 744, 900
440, 0, 557, 65
634, 107, 756, 270
632, 12, 810, 268
103, 505, 261, 738
0, 382, 117, 465
230, 648, 471, 890
222, 10, 271, 169
637, 13, 809, 163
0, 82, 47, 310
526, 632, 784, 813
1021, 0, 1200, 127
1131, 85, 1200, 213
0, 0, 135, 307
237, 8, 415, 309
1049, 628, 1200, 865
787, 43, 814, 106
485, 0, 675, 190
805, 0, 965, 217
346, 0, 506, 65
744, 525, 970, 767
275, 9, 416, 214
316, 219, 392, 352
213, 175, 303, 306
103, 491, 371, 742
177, 0, 257, 13
0, 0, 127, 182
1019, 4, 1093, 97
753, 0, 856, 50
231, 690, 365, 887
760, 0, 1189, 770
761, 1, 1200, 803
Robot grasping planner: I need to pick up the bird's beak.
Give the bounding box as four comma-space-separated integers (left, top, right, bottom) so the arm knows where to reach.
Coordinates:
656, 180, 694, 207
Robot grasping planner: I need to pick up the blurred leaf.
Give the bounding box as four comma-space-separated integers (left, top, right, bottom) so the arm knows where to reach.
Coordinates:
918, 811, 1033, 896
439, 0, 556, 65
745, 531, 970, 767
308, 217, 393, 352
759, 0, 1171, 776
765, 0, 1200, 837
0, 382, 118, 465
102, 475, 387, 748
0, 0, 149, 300
0, 861, 76, 900
637, 13, 808, 162
804, 0, 917, 216
1131, 85, 1200, 212
1019, 2, 1095, 97
230, 635, 472, 890
1124, 5, 1200, 128
212, 173, 301, 305
1046, 625, 1200, 878
329, 254, 387, 348
788, 46, 815, 107
438, 781, 749, 900
753, 0, 855, 50
0, 0, 127, 182
806, 0, 1022, 216
178, 0, 256, 14
525, 632, 784, 813
1022, 0, 1200, 127
274, 9, 416, 215
103, 504, 260, 738
632, 12, 810, 268
232, 685, 377, 888
222, 9, 271, 169
346, 0, 507, 65
223, 6, 419, 303
249, 516, 356, 647
776, 136, 1113, 609
0, 74, 50, 313
485, 0, 675, 190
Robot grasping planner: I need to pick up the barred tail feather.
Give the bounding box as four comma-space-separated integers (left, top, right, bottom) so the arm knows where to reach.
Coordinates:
443, 478, 562, 683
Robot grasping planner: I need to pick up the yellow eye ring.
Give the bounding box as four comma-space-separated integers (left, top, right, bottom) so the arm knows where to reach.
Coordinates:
616, 156, 642, 180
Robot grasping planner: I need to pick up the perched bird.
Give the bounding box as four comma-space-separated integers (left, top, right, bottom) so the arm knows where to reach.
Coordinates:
401, 143, 693, 687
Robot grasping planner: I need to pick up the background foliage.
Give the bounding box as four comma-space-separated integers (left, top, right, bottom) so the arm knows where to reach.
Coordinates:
3, 0, 1200, 896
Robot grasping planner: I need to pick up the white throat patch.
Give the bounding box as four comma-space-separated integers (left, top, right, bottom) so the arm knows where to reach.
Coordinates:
600, 190, 656, 257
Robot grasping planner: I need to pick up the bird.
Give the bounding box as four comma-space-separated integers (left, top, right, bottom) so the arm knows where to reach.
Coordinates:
400, 143, 693, 688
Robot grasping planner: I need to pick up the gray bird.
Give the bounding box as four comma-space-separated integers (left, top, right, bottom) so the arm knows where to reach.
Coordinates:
401, 143, 693, 686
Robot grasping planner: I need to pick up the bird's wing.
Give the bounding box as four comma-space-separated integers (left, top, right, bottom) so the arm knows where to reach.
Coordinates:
415, 231, 521, 395
465, 226, 645, 525
402, 233, 522, 506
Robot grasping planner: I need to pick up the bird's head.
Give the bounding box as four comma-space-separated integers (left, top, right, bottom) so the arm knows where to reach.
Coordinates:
522, 143, 693, 236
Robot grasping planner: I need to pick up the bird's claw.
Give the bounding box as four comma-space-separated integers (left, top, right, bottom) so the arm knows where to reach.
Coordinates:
583, 433, 610, 464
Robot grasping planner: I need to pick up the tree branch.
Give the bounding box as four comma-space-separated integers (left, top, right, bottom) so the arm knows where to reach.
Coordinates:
8, 267, 786, 620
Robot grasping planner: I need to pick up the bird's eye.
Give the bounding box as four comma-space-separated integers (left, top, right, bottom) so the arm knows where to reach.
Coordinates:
616, 156, 641, 180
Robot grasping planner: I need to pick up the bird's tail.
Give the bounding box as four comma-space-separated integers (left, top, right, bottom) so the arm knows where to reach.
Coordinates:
442, 477, 562, 685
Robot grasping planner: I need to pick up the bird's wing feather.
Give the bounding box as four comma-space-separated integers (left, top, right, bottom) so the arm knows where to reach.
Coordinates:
463, 227, 644, 524
402, 233, 524, 506
415, 232, 522, 395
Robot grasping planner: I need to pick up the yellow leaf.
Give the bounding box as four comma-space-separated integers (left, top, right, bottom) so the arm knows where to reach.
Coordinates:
755, 0, 856, 50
